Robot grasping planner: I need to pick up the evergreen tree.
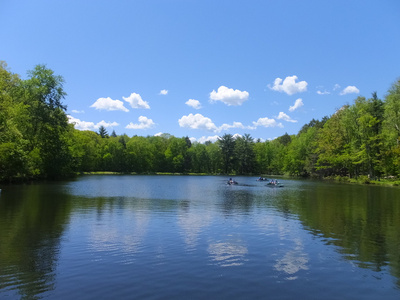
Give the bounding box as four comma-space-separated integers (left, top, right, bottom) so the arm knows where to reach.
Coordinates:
218, 134, 236, 174
98, 126, 108, 138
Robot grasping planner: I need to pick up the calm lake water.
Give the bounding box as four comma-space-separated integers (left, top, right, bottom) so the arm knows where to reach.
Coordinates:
0, 175, 400, 299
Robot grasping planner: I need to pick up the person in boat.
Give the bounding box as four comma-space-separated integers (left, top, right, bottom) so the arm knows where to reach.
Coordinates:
228, 178, 237, 185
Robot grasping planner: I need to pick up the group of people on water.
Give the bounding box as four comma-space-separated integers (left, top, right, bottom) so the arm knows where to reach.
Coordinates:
268, 179, 279, 185
257, 177, 279, 185
228, 177, 280, 185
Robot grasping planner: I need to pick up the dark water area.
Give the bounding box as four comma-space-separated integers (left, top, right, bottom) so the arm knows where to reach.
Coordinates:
0, 175, 400, 299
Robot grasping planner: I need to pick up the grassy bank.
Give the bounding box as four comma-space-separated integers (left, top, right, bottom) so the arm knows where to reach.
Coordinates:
324, 175, 400, 187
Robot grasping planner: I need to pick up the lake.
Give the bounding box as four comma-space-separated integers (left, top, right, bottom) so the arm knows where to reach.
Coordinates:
0, 175, 400, 299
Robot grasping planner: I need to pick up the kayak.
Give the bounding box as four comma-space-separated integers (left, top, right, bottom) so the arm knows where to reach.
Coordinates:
256, 177, 269, 181
266, 183, 284, 188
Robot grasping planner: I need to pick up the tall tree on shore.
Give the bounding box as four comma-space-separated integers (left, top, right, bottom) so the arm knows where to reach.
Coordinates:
0, 62, 30, 180
382, 79, 400, 174
235, 133, 255, 174
22, 64, 72, 178
218, 134, 236, 174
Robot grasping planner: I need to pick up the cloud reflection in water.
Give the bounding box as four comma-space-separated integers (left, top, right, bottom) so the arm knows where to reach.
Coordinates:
208, 241, 248, 267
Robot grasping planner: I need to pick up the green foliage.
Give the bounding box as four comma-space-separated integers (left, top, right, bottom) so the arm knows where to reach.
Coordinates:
218, 134, 236, 174
98, 126, 108, 138
1, 61, 399, 181
23, 65, 72, 177
234, 134, 255, 174
0, 62, 72, 181
126, 136, 155, 173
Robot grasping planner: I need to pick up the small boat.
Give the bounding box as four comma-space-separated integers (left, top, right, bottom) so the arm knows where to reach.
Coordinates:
227, 178, 238, 185
257, 177, 268, 181
267, 183, 284, 188
266, 180, 283, 187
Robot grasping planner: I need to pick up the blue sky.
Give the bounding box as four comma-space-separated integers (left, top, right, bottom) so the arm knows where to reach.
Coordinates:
1, 0, 399, 143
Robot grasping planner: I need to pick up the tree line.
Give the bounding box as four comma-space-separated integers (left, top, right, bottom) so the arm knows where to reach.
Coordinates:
1, 62, 400, 182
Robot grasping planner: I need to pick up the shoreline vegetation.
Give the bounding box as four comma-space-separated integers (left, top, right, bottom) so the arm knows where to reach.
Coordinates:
1, 61, 400, 186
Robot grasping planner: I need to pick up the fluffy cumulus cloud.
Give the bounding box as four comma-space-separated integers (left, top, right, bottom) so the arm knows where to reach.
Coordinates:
277, 112, 297, 123
90, 97, 129, 112
123, 93, 150, 109
289, 98, 304, 112
209, 86, 249, 106
268, 75, 308, 95
252, 117, 283, 128
126, 116, 155, 129
185, 99, 202, 109
340, 86, 360, 95
178, 113, 218, 131
179, 114, 256, 133
218, 121, 255, 132
97, 120, 120, 128
159, 89, 168, 95
68, 115, 119, 131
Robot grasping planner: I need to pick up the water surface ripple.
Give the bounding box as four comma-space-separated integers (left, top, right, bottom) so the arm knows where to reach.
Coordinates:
0, 175, 400, 299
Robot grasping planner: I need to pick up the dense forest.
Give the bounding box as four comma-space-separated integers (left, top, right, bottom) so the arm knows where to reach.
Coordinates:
1, 62, 400, 182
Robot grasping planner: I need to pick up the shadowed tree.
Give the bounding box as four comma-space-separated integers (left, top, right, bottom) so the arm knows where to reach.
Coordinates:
235, 133, 255, 174
98, 126, 108, 138
218, 134, 236, 174
23, 64, 72, 178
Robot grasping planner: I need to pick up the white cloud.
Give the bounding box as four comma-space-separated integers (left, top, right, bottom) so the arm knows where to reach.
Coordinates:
333, 84, 341, 91
277, 112, 297, 123
68, 115, 119, 131
178, 113, 218, 131
289, 98, 304, 112
126, 116, 155, 129
179, 113, 257, 133
218, 121, 255, 132
97, 120, 120, 128
71, 109, 85, 114
123, 93, 150, 109
68, 115, 94, 130
195, 135, 220, 144
316, 90, 330, 95
209, 86, 249, 106
340, 86, 360, 95
159, 89, 168, 95
90, 97, 129, 112
186, 99, 202, 109
253, 117, 283, 128
268, 75, 308, 95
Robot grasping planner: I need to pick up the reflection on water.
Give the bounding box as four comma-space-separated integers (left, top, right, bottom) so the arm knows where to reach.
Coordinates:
274, 238, 309, 280
177, 202, 213, 250
88, 207, 151, 264
0, 184, 71, 299
208, 238, 248, 267
0, 176, 400, 299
